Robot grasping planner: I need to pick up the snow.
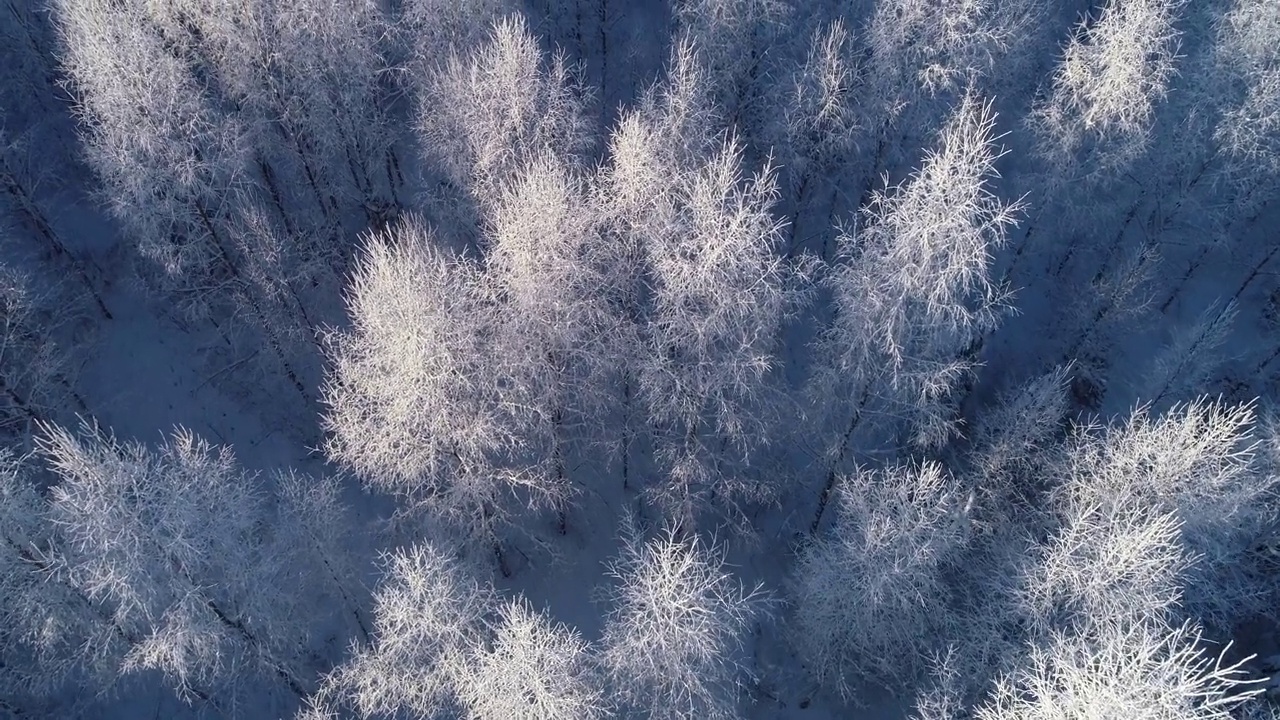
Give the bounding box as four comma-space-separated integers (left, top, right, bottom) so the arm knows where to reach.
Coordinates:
2, 0, 1278, 717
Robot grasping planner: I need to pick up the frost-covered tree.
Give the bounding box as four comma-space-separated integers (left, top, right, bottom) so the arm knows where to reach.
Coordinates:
397, 0, 515, 63
597, 522, 769, 720
97, 0, 398, 237
54, 0, 248, 284
600, 42, 808, 524
966, 366, 1072, 495
54, 0, 404, 376
610, 39, 719, 178
777, 19, 861, 254
274, 470, 371, 642
1059, 243, 1157, 378
1020, 500, 1189, 634
321, 218, 495, 497
266, 0, 400, 221
1045, 400, 1277, 632
482, 152, 615, 524
864, 0, 1028, 102
0, 121, 113, 321
0, 449, 109, 705
976, 619, 1261, 720
37, 421, 315, 701
811, 91, 1018, 528
850, 0, 1039, 207
987, 399, 1279, 720
305, 543, 494, 719
909, 648, 972, 720
907, 371, 1074, 713
671, 0, 789, 142
457, 599, 605, 720
419, 14, 593, 231
636, 137, 797, 522
1030, 0, 1187, 176
786, 18, 861, 168
55, 4, 322, 410
1211, 0, 1280, 175
790, 461, 970, 697
220, 221, 327, 416
53, 0, 354, 414
1137, 301, 1236, 410
0, 263, 82, 443
1, 0, 59, 104
322, 217, 567, 553
595, 40, 716, 496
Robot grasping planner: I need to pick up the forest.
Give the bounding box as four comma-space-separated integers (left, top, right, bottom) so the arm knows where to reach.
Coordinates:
1, 0, 1279, 717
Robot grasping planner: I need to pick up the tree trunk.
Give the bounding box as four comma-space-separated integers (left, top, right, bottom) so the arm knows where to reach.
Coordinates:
811, 384, 871, 533
1, 167, 113, 320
